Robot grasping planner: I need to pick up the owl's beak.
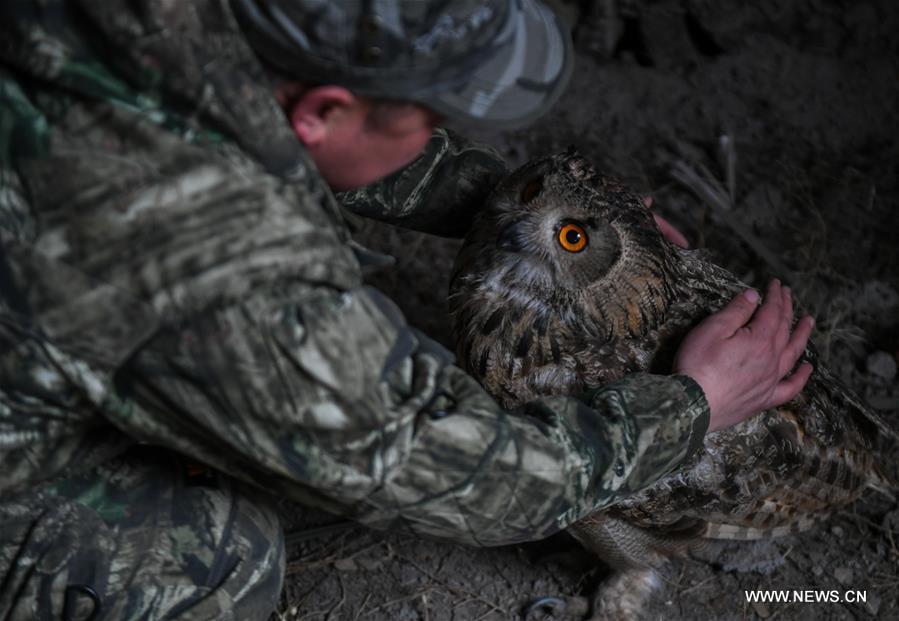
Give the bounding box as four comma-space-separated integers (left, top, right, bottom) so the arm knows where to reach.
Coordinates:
496, 221, 527, 253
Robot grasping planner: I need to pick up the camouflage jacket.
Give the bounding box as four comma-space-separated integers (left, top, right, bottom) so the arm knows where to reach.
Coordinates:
0, 0, 709, 545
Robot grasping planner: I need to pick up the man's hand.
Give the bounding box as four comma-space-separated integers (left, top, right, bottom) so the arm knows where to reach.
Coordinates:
643, 196, 689, 248
673, 279, 815, 433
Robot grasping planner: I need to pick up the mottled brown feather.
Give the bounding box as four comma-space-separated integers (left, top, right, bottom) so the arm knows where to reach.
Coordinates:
449, 150, 895, 617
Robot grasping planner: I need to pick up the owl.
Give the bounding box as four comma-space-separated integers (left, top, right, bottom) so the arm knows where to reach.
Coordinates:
448, 150, 896, 620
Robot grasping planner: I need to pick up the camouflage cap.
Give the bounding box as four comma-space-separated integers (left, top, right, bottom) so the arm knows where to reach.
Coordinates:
230, 0, 573, 128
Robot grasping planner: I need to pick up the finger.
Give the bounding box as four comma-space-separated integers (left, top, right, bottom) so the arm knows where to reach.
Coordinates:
706, 288, 762, 337
781, 285, 793, 314
778, 314, 815, 376
774, 286, 793, 348
770, 362, 813, 406
747, 279, 783, 337
642, 195, 654, 209
652, 213, 690, 249
781, 286, 793, 321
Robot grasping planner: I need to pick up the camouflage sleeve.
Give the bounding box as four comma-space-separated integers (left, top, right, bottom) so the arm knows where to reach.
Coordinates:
109, 283, 709, 547
337, 128, 508, 238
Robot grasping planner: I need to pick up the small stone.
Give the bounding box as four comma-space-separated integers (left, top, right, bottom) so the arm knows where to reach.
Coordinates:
833, 566, 853, 585
751, 600, 771, 618
357, 557, 383, 571
812, 565, 824, 577
866, 592, 882, 616
866, 350, 897, 381
333, 558, 357, 572
830, 525, 844, 537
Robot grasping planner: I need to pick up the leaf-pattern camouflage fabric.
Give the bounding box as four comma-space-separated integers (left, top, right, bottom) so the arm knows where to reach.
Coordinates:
0, 0, 709, 617
338, 129, 509, 237
0, 445, 283, 621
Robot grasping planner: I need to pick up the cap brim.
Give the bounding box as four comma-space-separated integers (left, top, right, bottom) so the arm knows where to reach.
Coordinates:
423, 0, 573, 129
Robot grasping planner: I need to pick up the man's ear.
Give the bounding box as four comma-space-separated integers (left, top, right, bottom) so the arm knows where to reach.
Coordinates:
286, 85, 360, 147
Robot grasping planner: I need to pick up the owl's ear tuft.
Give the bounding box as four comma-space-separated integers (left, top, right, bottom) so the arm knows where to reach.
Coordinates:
562, 149, 596, 182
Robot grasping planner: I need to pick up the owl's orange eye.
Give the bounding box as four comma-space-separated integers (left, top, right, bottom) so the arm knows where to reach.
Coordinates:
558, 223, 588, 252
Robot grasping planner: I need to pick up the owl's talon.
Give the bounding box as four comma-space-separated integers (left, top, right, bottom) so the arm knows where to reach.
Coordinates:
521, 595, 589, 619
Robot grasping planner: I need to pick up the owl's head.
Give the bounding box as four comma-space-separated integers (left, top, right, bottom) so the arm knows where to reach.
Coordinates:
450, 150, 683, 403
451, 149, 674, 312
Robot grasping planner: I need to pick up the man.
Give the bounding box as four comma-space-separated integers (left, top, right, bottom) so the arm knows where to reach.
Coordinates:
0, 1, 812, 619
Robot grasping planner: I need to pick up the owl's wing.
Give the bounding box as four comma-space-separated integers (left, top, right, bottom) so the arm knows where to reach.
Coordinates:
611, 367, 893, 541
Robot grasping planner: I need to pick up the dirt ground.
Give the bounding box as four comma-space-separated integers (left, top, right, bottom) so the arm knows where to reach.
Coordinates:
274, 1, 899, 619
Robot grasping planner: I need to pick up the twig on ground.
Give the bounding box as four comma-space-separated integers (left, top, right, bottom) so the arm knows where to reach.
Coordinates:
286, 540, 385, 575
422, 593, 431, 621
352, 593, 372, 621
680, 574, 716, 595
473, 609, 501, 621
669, 140, 801, 286
364, 587, 436, 617
718, 134, 737, 207
279, 573, 332, 619
872, 573, 899, 589
398, 553, 510, 616
324, 573, 346, 621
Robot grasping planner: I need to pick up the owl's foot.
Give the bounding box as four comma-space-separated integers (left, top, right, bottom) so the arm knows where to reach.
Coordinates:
521, 595, 589, 620
521, 567, 658, 621
587, 567, 660, 621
